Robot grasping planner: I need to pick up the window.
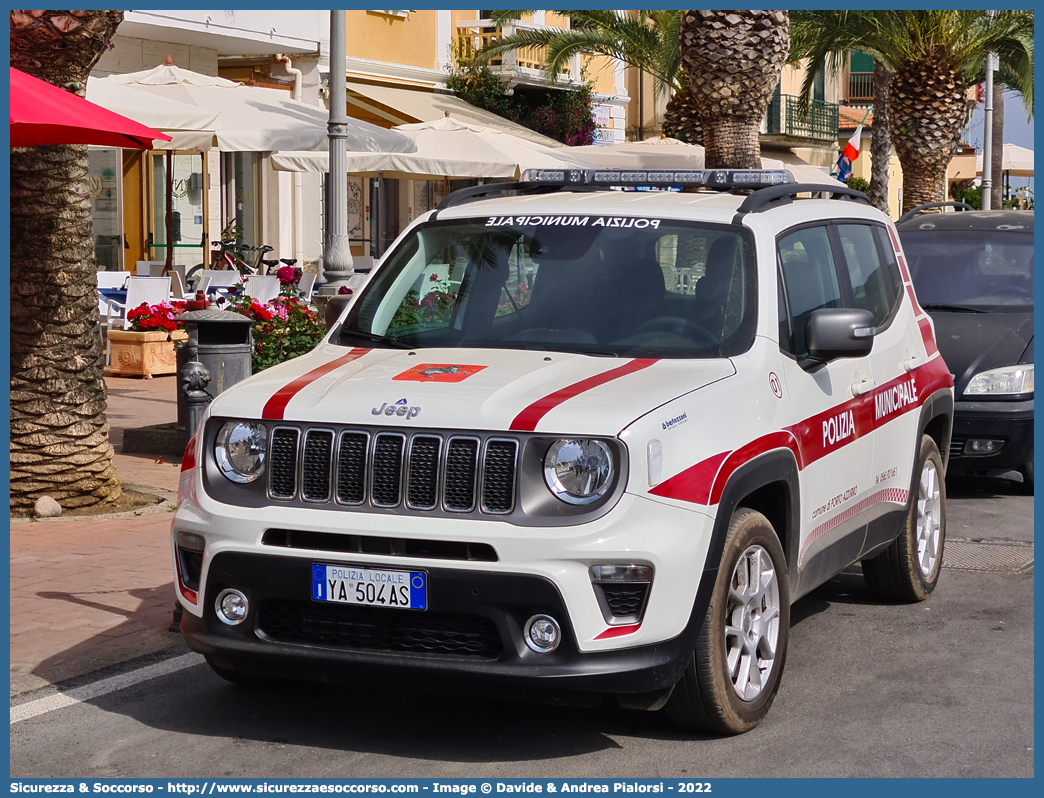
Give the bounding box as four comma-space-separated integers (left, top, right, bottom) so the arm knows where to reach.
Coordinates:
777, 226, 842, 357
343, 218, 756, 358
837, 224, 902, 326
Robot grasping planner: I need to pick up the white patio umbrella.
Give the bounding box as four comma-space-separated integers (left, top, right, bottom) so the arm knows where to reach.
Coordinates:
569, 137, 707, 169
98, 61, 415, 153
976, 143, 1034, 177
271, 115, 593, 178
85, 77, 219, 151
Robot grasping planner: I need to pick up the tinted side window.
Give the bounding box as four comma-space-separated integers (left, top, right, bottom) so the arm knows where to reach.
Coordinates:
777, 226, 842, 357
838, 224, 901, 326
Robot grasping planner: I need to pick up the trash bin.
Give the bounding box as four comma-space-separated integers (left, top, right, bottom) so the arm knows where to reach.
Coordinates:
176, 307, 255, 442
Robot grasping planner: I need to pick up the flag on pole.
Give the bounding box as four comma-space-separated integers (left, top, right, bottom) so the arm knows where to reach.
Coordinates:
835, 125, 862, 181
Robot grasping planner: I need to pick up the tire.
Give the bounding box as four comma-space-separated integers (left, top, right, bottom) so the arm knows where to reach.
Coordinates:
665, 508, 790, 735
862, 435, 946, 602
1018, 459, 1033, 495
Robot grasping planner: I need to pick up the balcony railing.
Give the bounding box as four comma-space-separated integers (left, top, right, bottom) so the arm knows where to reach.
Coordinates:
455, 19, 578, 85
764, 94, 839, 142
848, 72, 874, 103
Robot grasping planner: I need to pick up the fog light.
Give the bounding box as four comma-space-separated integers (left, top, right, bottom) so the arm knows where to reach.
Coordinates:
215, 589, 249, 626
966, 439, 1004, 455
525, 614, 561, 653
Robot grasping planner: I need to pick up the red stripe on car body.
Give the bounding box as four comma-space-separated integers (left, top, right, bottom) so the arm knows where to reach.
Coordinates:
262, 347, 371, 420
510, 358, 659, 432
918, 317, 939, 356
649, 450, 730, 504
650, 358, 951, 507
594, 623, 642, 640
708, 431, 803, 506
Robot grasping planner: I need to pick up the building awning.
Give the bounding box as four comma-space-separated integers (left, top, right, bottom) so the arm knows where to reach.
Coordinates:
345, 80, 566, 149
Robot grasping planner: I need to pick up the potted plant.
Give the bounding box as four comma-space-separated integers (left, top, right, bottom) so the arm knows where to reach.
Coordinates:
105, 301, 188, 379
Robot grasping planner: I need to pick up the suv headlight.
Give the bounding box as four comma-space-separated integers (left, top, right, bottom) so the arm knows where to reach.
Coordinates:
215, 421, 268, 483
543, 439, 614, 505
965, 364, 1034, 396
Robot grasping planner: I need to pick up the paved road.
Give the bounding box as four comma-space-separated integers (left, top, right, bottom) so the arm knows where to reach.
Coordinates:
10, 478, 1033, 779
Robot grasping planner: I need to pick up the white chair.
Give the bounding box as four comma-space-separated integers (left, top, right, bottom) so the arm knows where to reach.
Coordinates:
200, 269, 243, 288
195, 275, 213, 296
243, 275, 281, 304
96, 270, 130, 289
105, 276, 172, 331
170, 270, 189, 300
297, 273, 317, 303
135, 260, 167, 277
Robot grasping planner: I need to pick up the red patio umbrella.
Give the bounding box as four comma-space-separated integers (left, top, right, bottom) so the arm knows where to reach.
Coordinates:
10, 67, 171, 149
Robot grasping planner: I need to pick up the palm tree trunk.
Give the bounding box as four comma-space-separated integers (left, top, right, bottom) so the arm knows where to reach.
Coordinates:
991, 79, 1005, 209
10, 10, 125, 511
663, 73, 704, 145
867, 61, 893, 213
680, 10, 789, 169
888, 58, 973, 215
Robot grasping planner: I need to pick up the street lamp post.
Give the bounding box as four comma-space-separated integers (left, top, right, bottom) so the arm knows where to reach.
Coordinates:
322, 9, 353, 293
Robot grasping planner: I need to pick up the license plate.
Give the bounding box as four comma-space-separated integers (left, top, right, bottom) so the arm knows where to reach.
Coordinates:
311, 564, 427, 610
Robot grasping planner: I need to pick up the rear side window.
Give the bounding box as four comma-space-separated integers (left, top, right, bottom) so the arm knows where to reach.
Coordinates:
777, 226, 842, 356
837, 224, 902, 326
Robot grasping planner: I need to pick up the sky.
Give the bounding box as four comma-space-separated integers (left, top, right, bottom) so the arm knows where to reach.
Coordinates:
962, 86, 1034, 197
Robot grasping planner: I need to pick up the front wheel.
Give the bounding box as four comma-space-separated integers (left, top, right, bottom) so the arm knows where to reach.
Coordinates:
862, 435, 946, 601
665, 508, 790, 734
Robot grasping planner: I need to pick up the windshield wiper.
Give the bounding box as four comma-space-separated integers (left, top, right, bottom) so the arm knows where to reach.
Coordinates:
920, 303, 986, 313
340, 329, 415, 348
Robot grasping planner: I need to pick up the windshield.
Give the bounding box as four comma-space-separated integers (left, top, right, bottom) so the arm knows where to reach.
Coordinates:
902, 229, 1033, 310
338, 216, 756, 358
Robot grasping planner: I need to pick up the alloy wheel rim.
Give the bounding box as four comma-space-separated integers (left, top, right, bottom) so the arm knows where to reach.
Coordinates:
724, 544, 781, 702
916, 459, 942, 577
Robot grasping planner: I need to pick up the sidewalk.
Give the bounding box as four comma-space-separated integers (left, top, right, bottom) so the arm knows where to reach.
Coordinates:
10, 376, 186, 697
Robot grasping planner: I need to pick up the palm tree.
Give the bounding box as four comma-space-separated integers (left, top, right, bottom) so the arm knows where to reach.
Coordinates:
10, 10, 125, 511
679, 10, 790, 169
790, 10, 1033, 214
473, 10, 701, 141
867, 61, 894, 213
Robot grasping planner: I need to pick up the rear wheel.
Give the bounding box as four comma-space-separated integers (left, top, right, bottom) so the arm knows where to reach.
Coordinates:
862, 435, 946, 601
665, 508, 790, 734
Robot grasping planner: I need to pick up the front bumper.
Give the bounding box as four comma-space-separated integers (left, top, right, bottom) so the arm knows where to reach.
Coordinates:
183, 551, 704, 697
947, 397, 1034, 474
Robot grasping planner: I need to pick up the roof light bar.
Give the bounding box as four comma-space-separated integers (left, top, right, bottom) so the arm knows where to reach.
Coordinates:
521, 168, 795, 189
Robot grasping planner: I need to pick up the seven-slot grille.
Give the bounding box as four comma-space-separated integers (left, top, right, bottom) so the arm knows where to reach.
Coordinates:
269, 427, 518, 515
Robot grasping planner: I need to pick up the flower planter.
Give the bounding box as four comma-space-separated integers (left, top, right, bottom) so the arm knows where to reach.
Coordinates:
105, 329, 188, 379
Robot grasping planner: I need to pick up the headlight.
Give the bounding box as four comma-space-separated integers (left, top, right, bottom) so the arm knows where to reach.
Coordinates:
965, 364, 1034, 396
543, 439, 614, 504
215, 421, 268, 483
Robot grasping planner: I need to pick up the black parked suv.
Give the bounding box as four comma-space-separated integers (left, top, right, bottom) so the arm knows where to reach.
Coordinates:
897, 206, 1033, 492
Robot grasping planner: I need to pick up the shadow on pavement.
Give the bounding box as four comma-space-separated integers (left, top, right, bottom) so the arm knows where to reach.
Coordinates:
30, 583, 178, 684
946, 474, 1027, 500
80, 659, 723, 763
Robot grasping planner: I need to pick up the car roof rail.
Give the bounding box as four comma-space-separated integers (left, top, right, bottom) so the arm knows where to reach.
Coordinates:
735, 183, 871, 215
436, 168, 800, 214
896, 201, 974, 225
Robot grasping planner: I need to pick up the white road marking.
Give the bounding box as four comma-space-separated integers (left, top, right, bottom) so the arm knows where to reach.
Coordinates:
11, 653, 203, 725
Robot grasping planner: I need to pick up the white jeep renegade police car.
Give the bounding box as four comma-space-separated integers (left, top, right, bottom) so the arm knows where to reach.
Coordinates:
173, 169, 953, 734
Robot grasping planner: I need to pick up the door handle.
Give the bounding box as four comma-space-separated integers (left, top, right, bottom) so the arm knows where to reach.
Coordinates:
851, 378, 877, 396
903, 355, 920, 373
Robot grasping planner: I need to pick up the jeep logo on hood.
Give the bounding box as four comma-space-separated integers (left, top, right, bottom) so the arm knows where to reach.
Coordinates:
372, 398, 421, 419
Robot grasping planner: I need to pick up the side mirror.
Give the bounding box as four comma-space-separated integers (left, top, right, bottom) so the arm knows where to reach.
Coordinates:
325, 295, 352, 331
805, 308, 875, 364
